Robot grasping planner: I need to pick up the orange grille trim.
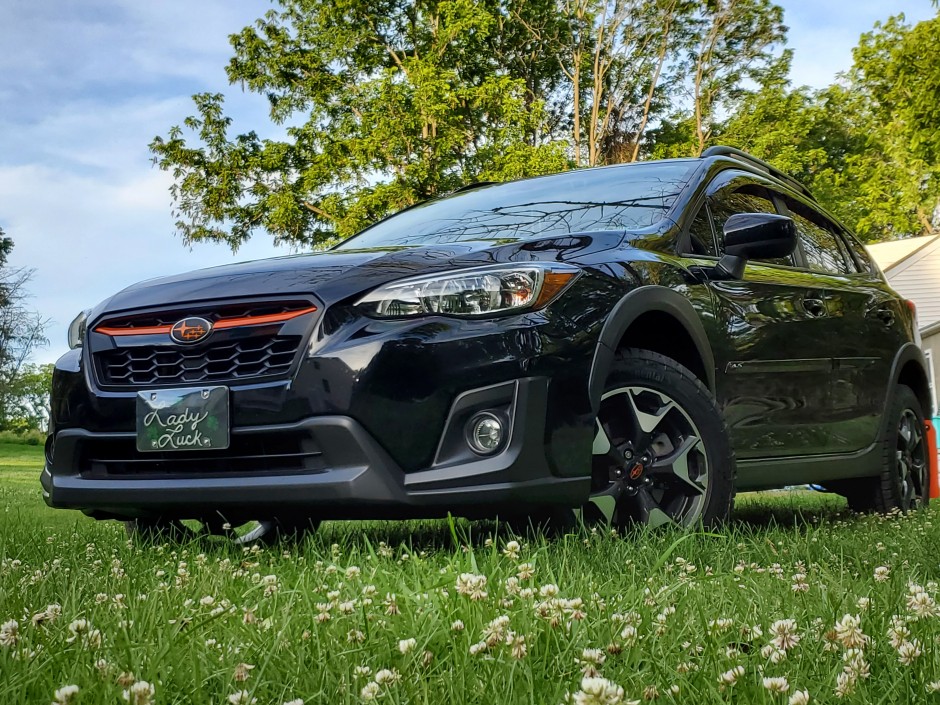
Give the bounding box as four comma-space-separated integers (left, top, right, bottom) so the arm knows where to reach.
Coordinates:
95, 306, 318, 337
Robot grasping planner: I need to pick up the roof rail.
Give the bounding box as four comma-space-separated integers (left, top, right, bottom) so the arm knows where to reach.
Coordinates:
700, 145, 816, 202
450, 181, 498, 195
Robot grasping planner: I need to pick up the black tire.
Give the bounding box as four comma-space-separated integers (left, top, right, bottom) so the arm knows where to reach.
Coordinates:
589, 348, 735, 528
841, 384, 929, 513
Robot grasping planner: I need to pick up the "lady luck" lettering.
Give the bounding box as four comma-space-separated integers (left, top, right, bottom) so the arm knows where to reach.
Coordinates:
142, 407, 213, 450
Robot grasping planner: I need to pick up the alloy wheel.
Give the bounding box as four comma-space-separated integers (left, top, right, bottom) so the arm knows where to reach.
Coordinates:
589, 386, 710, 527
896, 409, 927, 511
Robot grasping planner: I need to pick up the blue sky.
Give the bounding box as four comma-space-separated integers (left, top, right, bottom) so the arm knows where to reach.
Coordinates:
2, 0, 936, 365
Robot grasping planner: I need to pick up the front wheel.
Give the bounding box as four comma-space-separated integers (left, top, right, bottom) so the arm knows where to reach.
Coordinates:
588, 349, 735, 529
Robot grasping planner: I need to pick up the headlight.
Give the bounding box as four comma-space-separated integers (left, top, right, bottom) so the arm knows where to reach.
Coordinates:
68, 309, 90, 349
356, 263, 581, 318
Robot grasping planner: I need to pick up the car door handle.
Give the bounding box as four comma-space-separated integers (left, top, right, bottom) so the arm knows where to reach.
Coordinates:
802, 298, 827, 318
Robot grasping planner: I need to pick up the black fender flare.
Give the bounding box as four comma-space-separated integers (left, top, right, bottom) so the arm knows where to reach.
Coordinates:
588, 286, 716, 415
881, 342, 932, 429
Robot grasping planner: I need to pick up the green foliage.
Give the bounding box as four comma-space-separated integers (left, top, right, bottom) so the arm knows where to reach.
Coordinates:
0, 232, 48, 419
0, 429, 44, 446
151, 1, 940, 247
715, 12, 940, 241
151, 0, 789, 249
2, 363, 52, 433
151, 0, 570, 250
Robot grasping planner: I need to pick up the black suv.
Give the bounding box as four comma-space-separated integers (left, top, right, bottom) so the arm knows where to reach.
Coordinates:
43, 147, 935, 539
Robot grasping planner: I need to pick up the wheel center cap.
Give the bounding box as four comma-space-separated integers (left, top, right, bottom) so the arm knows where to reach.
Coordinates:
628, 462, 644, 480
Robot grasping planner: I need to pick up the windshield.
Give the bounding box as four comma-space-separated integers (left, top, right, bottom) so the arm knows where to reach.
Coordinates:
336, 161, 696, 249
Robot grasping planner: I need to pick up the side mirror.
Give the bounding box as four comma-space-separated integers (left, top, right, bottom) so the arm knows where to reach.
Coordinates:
714, 213, 797, 279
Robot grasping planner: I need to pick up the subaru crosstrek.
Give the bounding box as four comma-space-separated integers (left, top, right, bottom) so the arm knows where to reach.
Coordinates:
43, 147, 937, 540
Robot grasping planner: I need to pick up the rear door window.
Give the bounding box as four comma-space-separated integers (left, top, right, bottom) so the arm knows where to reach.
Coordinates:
783, 200, 852, 275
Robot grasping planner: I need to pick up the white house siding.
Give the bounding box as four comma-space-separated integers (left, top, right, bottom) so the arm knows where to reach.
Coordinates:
872, 238, 940, 330
921, 331, 940, 418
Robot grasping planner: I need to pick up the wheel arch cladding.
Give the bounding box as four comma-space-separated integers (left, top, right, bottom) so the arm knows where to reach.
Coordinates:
893, 343, 933, 417
589, 286, 716, 414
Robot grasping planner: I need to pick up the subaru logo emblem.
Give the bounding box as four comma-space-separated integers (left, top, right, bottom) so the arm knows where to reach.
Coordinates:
170, 317, 212, 344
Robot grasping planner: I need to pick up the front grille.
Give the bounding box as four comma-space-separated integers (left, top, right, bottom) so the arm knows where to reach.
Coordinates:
99, 301, 314, 331
79, 432, 325, 478
96, 336, 302, 386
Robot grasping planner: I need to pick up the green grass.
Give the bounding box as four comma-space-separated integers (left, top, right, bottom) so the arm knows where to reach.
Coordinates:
2, 444, 940, 704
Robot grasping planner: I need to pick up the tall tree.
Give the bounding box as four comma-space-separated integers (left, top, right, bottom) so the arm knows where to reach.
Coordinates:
151, 0, 569, 251
687, 0, 787, 155
715, 10, 940, 241
4, 363, 52, 433
0, 228, 49, 429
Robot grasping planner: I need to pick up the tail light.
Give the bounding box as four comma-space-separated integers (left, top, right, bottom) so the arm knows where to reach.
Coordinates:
906, 300, 922, 345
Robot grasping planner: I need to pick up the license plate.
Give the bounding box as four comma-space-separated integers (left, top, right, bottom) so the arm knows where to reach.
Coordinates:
136, 387, 230, 452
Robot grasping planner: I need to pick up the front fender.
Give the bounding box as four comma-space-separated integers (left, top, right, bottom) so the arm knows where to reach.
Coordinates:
588, 285, 716, 414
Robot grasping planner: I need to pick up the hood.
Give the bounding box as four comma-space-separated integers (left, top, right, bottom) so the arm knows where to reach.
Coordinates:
95, 232, 627, 317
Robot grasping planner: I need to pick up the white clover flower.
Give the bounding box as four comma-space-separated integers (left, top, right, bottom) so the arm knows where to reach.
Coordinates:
718, 666, 745, 687
373, 669, 400, 685
469, 641, 488, 655
199, 595, 215, 606
763, 677, 789, 694
790, 574, 809, 593
122, 680, 155, 705
338, 600, 356, 614
455, 573, 488, 600
906, 588, 938, 618
835, 671, 856, 698
451, 620, 465, 631
52, 685, 80, 705
833, 614, 866, 649
707, 617, 733, 634
360, 682, 380, 701
874, 566, 890, 582
0, 619, 18, 647
233, 663, 255, 682
354, 666, 372, 678
539, 583, 560, 598
509, 633, 527, 659
886, 614, 910, 648
897, 639, 922, 666
569, 676, 628, 705
398, 638, 417, 654
788, 690, 810, 705
769, 619, 800, 651
576, 647, 606, 676
227, 690, 257, 705
927, 681, 940, 694
516, 562, 535, 581
620, 625, 638, 646
856, 597, 870, 611
502, 540, 521, 560
761, 644, 787, 664
283, 700, 304, 705
482, 615, 511, 647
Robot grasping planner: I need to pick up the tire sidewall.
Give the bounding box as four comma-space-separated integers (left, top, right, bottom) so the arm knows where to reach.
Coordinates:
601, 349, 735, 527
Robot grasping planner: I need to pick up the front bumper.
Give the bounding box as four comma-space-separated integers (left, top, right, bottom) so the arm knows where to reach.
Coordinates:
42, 378, 591, 521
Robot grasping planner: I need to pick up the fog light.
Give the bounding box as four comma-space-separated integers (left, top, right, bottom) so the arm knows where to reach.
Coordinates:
466, 412, 504, 455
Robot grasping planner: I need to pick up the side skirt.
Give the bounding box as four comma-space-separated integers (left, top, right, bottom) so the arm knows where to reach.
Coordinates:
736, 442, 881, 491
